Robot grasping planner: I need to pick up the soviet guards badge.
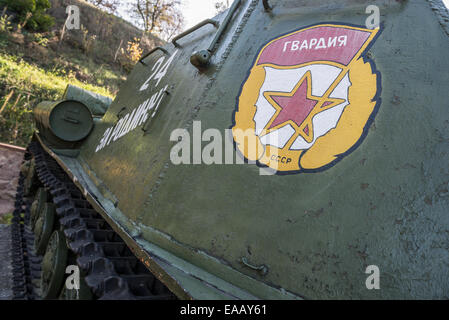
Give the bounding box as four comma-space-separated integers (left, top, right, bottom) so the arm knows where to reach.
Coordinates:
232, 23, 381, 174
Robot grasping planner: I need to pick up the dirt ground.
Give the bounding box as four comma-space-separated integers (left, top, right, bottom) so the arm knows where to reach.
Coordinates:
0, 144, 25, 217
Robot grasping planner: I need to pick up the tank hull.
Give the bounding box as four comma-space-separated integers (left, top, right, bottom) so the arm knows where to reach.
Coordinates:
27, 0, 449, 299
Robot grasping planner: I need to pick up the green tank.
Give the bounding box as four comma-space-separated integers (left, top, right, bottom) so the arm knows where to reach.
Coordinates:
11, 0, 449, 300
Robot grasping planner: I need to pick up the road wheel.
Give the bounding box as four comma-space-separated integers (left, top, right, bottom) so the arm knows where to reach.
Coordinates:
41, 230, 68, 299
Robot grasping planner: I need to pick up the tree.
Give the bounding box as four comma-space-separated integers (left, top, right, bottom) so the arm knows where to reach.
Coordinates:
158, 9, 183, 41
86, 0, 120, 14
127, 0, 184, 41
215, 0, 230, 14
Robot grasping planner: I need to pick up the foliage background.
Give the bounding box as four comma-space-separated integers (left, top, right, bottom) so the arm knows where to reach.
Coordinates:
0, 0, 164, 147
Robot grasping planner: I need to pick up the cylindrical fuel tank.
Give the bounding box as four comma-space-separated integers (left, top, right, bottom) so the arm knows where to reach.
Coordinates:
34, 100, 93, 143
63, 85, 112, 117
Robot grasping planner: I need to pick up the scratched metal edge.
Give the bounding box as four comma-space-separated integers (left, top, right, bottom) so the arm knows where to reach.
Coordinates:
428, 0, 449, 36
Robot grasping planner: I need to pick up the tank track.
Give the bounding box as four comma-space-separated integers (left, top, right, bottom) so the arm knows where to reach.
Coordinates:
11, 140, 176, 300
10, 151, 40, 300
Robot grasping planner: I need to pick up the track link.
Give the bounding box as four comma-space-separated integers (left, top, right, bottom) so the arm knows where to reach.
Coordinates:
11, 140, 176, 300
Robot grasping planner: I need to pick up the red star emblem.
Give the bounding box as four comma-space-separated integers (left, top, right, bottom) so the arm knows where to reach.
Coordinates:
263, 71, 345, 143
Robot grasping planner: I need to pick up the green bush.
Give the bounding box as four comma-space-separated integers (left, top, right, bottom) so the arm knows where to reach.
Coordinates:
1, 0, 54, 31
2, 0, 36, 14
28, 10, 54, 31
35, 0, 51, 10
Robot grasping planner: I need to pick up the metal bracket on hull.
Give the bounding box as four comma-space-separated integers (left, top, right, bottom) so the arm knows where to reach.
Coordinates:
190, 0, 243, 69
139, 47, 170, 66
172, 19, 220, 48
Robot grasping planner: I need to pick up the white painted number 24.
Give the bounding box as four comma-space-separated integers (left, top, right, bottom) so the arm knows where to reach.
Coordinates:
140, 50, 179, 91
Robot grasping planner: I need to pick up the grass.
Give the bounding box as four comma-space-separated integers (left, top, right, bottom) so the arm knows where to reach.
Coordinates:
0, 0, 161, 148
0, 51, 115, 147
0, 52, 113, 98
